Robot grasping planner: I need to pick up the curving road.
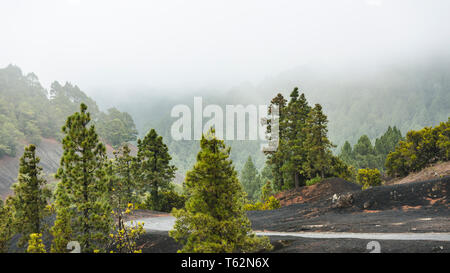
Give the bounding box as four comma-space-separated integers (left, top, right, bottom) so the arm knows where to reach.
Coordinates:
129, 216, 450, 242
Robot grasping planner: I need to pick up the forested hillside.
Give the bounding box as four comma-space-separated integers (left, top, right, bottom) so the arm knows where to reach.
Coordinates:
339, 126, 404, 171
0, 65, 138, 158
2, 60, 449, 181
96, 59, 450, 175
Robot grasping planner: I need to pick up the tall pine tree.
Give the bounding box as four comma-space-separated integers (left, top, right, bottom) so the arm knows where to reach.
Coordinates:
339, 141, 353, 164
264, 93, 287, 191
282, 88, 311, 188
0, 199, 14, 253
10, 144, 51, 248
107, 144, 137, 205
51, 103, 112, 253
240, 156, 260, 201
304, 104, 335, 178
136, 129, 176, 210
169, 129, 272, 253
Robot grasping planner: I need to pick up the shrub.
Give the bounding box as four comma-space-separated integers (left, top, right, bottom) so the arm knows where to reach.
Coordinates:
244, 196, 281, 211
145, 190, 186, 212
357, 168, 382, 190
263, 196, 281, 210
109, 204, 145, 253
260, 181, 274, 202
386, 118, 449, 177
306, 175, 322, 186
244, 202, 265, 211
27, 233, 46, 253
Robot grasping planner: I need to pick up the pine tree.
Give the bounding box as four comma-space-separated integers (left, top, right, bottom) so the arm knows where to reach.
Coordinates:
9, 144, 51, 248
0, 199, 14, 253
352, 135, 380, 169
282, 88, 311, 188
51, 103, 112, 253
353, 135, 374, 156
260, 180, 274, 202
108, 144, 137, 205
136, 129, 176, 210
105, 144, 145, 253
169, 129, 272, 253
264, 93, 287, 191
304, 104, 335, 178
240, 156, 260, 200
260, 164, 274, 185
339, 141, 354, 164
374, 126, 403, 156
340, 126, 404, 172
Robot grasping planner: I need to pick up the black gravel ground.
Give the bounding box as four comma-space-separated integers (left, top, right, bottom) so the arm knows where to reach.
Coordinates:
139, 176, 449, 253
137, 232, 450, 253
248, 176, 449, 233
138, 231, 182, 253
268, 236, 450, 253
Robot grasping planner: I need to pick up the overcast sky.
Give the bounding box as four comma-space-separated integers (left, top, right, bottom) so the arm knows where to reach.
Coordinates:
1, 0, 450, 95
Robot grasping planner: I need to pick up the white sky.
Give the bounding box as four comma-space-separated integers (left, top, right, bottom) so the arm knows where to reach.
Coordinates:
1, 0, 449, 94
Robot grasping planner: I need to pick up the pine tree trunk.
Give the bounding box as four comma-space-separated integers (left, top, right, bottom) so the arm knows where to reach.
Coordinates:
278, 162, 284, 189
152, 181, 158, 209
32, 154, 40, 234
82, 156, 90, 251
294, 172, 299, 188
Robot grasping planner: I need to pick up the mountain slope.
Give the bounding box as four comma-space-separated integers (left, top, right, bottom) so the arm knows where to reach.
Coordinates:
0, 138, 61, 198
0, 64, 138, 158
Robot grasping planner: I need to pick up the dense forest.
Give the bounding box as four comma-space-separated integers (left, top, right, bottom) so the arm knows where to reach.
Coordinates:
92, 59, 450, 176
338, 126, 404, 172
0, 65, 138, 158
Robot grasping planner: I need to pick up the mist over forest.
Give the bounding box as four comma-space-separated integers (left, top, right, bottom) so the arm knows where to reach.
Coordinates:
1, 1, 449, 175
0, 0, 449, 255
86, 56, 450, 173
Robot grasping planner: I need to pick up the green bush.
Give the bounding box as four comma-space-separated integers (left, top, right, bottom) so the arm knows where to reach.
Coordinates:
356, 168, 382, 190
144, 190, 186, 212
386, 118, 449, 177
244, 202, 264, 211
244, 196, 281, 211
260, 181, 274, 202
264, 196, 281, 210
306, 175, 322, 186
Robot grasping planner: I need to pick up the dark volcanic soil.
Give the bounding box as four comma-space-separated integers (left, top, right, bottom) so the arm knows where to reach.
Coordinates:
248, 176, 449, 233
138, 232, 450, 253
269, 236, 450, 253
138, 231, 182, 253
137, 176, 449, 253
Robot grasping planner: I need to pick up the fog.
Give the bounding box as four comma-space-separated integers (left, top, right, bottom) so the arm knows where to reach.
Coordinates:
1, 0, 450, 97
